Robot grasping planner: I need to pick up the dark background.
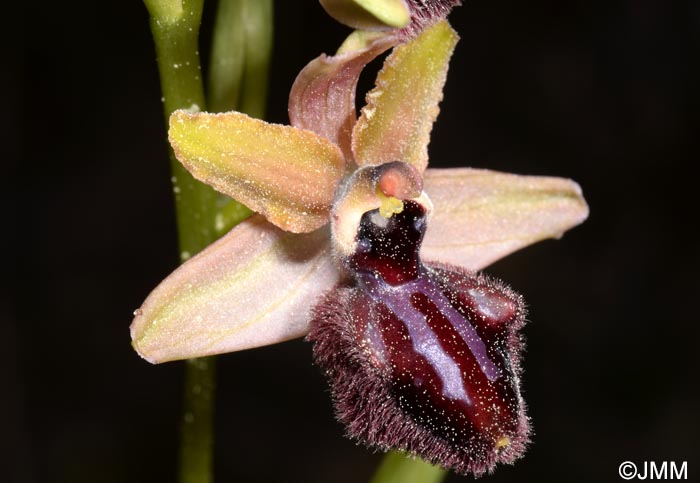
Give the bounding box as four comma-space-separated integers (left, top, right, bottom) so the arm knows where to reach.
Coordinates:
8, 1, 699, 482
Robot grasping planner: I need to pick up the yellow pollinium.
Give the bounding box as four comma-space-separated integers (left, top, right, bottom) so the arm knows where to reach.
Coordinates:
377, 186, 404, 218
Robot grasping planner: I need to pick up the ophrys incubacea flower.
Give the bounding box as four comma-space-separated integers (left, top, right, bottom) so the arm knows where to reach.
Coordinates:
131, 20, 588, 476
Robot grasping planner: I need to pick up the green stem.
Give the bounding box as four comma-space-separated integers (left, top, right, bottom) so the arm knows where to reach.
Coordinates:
145, 0, 217, 259
145, 0, 217, 481
370, 451, 447, 483
144, 1, 273, 482
144, 2, 219, 483
179, 357, 216, 483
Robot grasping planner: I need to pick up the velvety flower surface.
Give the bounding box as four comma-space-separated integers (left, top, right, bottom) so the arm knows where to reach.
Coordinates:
309, 199, 529, 475
131, 18, 588, 476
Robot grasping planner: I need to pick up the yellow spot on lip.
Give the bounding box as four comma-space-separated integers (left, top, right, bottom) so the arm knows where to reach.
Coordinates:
496, 436, 511, 450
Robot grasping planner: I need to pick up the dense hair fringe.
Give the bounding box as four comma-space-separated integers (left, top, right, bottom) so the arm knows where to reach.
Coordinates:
307, 264, 531, 477
400, 0, 463, 39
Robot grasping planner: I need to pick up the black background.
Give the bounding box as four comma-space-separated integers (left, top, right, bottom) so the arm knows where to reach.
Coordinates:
9, 1, 699, 482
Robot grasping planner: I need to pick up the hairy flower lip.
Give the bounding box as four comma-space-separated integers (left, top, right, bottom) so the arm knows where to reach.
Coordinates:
310, 193, 532, 476
307, 263, 530, 476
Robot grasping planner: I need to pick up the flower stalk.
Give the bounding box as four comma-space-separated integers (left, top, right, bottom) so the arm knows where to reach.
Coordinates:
143, 0, 271, 482
145, 0, 219, 258
145, 1, 217, 481
371, 452, 446, 483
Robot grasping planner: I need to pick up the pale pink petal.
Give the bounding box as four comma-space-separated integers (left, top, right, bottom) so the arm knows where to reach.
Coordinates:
352, 20, 457, 173
169, 110, 345, 233
288, 31, 396, 160
130, 215, 340, 364
421, 168, 589, 271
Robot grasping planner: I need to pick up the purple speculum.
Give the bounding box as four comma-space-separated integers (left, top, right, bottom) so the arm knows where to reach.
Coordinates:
309, 201, 530, 476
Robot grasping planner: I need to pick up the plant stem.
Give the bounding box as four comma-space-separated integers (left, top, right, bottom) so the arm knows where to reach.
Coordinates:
145, 1, 273, 482
145, 0, 217, 259
143, 2, 216, 483
370, 451, 447, 483
179, 357, 216, 483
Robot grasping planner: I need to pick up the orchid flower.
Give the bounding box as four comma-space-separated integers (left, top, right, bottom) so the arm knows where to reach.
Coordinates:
131, 18, 588, 477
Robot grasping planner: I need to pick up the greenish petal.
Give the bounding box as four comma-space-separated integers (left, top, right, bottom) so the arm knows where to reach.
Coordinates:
352, 20, 458, 173
289, 30, 396, 160
169, 110, 345, 233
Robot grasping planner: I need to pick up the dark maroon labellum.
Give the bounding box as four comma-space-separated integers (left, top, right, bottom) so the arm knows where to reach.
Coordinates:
308, 201, 530, 476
